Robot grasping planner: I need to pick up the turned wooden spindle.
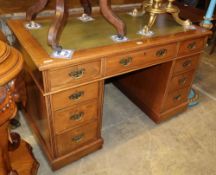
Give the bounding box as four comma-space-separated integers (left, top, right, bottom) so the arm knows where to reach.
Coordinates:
0, 40, 39, 175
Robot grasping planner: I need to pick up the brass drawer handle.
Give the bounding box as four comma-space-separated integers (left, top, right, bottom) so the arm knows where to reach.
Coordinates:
119, 57, 132, 66
70, 112, 84, 121
187, 42, 196, 50
174, 94, 182, 101
69, 68, 85, 79
69, 91, 84, 100
156, 49, 167, 57
182, 60, 192, 68
178, 77, 187, 85
72, 133, 84, 143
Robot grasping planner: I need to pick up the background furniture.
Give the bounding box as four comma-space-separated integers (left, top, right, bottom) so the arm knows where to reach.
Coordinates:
7, 6, 211, 170
0, 40, 39, 175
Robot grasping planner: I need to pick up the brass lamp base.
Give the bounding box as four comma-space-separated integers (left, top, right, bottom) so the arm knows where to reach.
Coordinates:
142, 0, 192, 34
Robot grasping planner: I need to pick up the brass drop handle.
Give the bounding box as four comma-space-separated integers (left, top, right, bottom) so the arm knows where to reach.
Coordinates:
156, 49, 167, 57
187, 42, 196, 50
69, 91, 84, 100
178, 77, 187, 85
70, 112, 84, 121
174, 94, 182, 101
72, 133, 84, 143
182, 60, 192, 68
119, 57, 133, 66
69, 68, 85, 79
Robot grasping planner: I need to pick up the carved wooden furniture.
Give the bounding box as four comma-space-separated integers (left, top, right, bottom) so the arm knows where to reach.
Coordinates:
7, 8, 211, 170
26, 0, 126, 51
0, 40, 39, 175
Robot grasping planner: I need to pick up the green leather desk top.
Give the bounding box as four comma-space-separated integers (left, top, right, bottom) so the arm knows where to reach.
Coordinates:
29, 13, 184, 54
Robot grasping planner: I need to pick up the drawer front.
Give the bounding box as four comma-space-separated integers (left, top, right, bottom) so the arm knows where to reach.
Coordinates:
54, 100, 98, 134
162, 88, 189, 112
169, 71, 195, 92
56, 121, 98, 156
49, 61, 101, 90
178, 38, 204, 56
52, 82, 98, 111
105, 43, 177, 76
173, 55, 199, 74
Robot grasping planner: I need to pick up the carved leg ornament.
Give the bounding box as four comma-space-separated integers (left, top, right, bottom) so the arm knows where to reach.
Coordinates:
80, 0, 92, 16
26, 0, 49, 21
100, 0, 126, 38
48, 0, 68, 51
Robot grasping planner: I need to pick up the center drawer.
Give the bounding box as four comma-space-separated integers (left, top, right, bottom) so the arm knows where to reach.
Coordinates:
56, 121, 98, 156
53, 100, 98, 134
105, 43, 177, 76
52, 82, 98, 111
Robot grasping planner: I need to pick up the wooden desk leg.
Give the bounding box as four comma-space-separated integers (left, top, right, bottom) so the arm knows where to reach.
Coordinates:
99, 0, 126, 38
80, 0, 92, 16
48, 0, 68, 51
26, 0, 49, 21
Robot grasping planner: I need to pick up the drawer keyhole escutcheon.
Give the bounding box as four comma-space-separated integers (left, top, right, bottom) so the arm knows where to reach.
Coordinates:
70, 112, 84, 121
178, 77, 187, 85
69, 91, 84, 100
72, 133, 84, 143
69, 68, 85, 79
182, 60, 192, 68
119, 57, 133, 66
187, 42, 196, 50
156, 49, 167, 57
174, 95, 182, 101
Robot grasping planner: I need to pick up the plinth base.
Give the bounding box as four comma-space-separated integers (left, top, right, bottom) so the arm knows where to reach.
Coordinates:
5, 140, 39, 175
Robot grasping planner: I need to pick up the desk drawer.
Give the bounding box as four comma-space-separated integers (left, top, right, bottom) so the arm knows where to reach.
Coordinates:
49, 61, 101, 90
105, 43, 177, 76
52, 82, 98, 111
173, 55, 199, 74
162, 88, 189, 111
178, 38, 204, 56
169, 70, 195, 92
56, 121, 98, 156
53, 100, 98, 134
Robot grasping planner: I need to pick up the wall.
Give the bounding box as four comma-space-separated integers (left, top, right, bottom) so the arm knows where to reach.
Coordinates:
0, 0, 143, 15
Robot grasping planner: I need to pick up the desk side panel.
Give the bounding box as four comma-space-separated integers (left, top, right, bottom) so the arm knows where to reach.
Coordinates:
23, 70, 54, 158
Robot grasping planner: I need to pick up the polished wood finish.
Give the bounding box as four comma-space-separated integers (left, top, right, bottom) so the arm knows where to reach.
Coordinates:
52, 82, 99, 110
26, 0, 49, 21
80, 0, 92, 15
0, 41, 39, 175
173, 55, 200, 74
99, 0, 126, 38
49, 61, 101, 91
7, 9, 211, 170
56, 121, 98, 156
54, 100, 98, 133
178, 38, 205, 56
105, 43, 177, 76
168, 70, 195, 92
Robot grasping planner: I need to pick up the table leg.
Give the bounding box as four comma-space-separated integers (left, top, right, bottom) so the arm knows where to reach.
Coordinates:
80, 0, 92, 16
26, 0, 49, 21
48, 0, 68, 51
99, 0, 126, 38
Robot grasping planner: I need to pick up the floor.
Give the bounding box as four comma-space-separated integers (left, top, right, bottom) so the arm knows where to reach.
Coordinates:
15, 45, 216, 175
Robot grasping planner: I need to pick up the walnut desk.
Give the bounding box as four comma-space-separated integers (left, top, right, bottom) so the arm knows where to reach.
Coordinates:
7, 12, 211, 170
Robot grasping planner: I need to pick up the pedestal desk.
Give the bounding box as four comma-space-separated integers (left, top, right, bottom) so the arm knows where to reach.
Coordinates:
7, 9, 211, 170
